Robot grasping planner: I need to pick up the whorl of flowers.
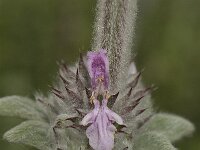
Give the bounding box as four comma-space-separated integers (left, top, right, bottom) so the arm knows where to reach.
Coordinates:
45, 49, 153, 149
0, 48, 194, 150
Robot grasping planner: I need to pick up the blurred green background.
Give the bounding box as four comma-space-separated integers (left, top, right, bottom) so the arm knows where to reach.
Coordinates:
0, 0, 199, 149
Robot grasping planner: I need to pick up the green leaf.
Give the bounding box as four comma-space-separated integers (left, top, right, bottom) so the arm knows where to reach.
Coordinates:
134, 132, 177, 150
0, 96, 44, 120
142, 113, 195, 142
3, 120, 50, 150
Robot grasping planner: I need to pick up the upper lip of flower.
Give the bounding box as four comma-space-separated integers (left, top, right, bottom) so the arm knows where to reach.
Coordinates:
87, 49, 109, 90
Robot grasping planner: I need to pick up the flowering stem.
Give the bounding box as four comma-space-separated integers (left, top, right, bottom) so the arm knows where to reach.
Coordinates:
92, 0, 138, 91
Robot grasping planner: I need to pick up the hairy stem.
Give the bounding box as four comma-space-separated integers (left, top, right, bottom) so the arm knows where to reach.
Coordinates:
92, 0, 138, 92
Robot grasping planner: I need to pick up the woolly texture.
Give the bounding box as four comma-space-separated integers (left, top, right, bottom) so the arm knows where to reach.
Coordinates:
1, 54, 156, 150
0, 55, 194, 150
92, 0, 137, 92
0, 0, 195, 150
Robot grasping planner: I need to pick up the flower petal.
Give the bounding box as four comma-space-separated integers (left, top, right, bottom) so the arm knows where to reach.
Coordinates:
86, 110, 116, 150
106, 108, 124, 125
80, 112, 94, 126
87, 49, 109, 90
80, 101, 100, 126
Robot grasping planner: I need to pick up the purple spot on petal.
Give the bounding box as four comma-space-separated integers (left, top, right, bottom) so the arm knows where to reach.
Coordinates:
87, 49, 109, 90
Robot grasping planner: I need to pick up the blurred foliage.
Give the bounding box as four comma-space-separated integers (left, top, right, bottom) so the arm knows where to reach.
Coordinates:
0, 0, 199, 149
136, 0, 200, 149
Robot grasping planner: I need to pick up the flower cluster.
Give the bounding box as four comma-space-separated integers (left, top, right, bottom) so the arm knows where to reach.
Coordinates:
46, 49, 152, 150
0, 49, 194, 150
47, 48, 153, 150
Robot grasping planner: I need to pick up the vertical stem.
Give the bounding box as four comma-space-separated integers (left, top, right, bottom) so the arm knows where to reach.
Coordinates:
92, 0, 138, 92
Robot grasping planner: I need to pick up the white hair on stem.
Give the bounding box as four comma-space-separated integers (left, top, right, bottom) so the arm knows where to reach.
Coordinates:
92, 0, 138, 92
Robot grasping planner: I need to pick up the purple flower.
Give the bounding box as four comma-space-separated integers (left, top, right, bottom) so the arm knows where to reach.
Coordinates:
87, 49, 109, 90
81, 49, 124, 150
81, 99, 123, 150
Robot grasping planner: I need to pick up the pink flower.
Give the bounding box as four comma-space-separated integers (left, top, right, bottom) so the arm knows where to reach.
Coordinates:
81, 49, 124, 150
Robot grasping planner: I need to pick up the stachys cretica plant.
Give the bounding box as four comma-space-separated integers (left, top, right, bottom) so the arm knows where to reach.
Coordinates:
0, 0, 194, 150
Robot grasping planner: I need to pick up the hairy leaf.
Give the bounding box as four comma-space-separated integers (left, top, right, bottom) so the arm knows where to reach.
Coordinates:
0, 96, 44, 120
142, 113, 195, 142
134, 132, 177, 150
3, 120, 50, 150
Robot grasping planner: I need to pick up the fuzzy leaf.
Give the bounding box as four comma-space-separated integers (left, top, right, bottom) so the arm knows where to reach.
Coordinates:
142, 113, 195, 142
3, 120, 50, 150
134, 132, 177, 150
0, 96, 44, 120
